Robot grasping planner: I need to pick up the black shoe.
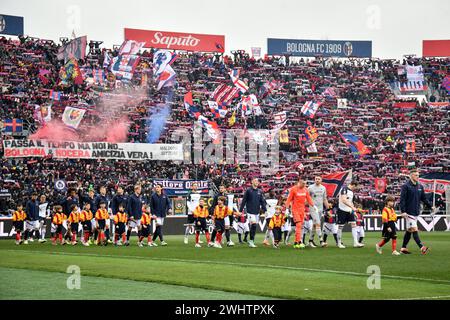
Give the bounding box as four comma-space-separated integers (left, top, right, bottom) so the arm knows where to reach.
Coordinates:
309, 240, 318, 247
401, 248, 412, 254
125, 242, 130, 246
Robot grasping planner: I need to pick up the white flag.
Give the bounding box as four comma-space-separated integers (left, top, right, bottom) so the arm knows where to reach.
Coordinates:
62, 107, 85, 129
119, 40, 145, 55
306, 143, 317, 153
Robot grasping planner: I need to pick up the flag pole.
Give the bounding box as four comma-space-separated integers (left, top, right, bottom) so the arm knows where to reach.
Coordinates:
432, 180, 436, 232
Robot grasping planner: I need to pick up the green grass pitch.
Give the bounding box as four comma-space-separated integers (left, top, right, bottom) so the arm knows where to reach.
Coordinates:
1, 232, 449, 300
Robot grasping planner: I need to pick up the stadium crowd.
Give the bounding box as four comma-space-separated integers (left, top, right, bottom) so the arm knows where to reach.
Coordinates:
1, 35, 449, 215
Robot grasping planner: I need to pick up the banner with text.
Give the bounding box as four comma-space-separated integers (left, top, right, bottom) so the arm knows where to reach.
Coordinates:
152, 179, 210, 196
124, 28, 225, 53
267, 38, 372, 57
0, 14, 24, 36
2, 140, 183, 161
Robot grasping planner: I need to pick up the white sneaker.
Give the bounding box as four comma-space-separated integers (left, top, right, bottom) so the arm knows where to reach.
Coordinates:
138, 242, 143, 247
161, 241, 168, 246
227, 241, 235, 247
184, 237, 188, 244
15, 240, 20, 245
148, 242, 153, 247
117, 241, 123, 246
38, 239, 46, 243
83, 242, 90, 247
338, 243, 346, 249
353, 242, 364, 248
151, 242, 158, 247
248, 241, 257, 248
195, 243, 201, 248
29, 238, 34, 242
198, 240, 204, 244
308, 241, 317, 248
213, 242, 222, 248
392, 250, 401, 256
207, 242, 214, 247
23, 240, 29, 245
376, 244, 382, 254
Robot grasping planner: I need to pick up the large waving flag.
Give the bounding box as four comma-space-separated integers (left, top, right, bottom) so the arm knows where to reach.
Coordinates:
59, 58, 83, 85
273, 111, 287, 125
419, 172, 450, 206
119, 40, 145, 55
153, 50, 177, 90
208, 101, 227, 118
301, 100, 322, 118
57, 36, 87, 62
240, 94, 261, 117
62, 107, 86, 129
153, 50, 177, 78
229, 69, 249, 93
212, 84, 240, 105
322, 170, 351, 197
198, 115, 221, 142
111, 54, 141, 80
34, 105, 52, 124
156, 64, 176, 90
340, 132, 371, 158
184, 92, 201, 118
4, 119, 23, 133
304, 121, 319, 142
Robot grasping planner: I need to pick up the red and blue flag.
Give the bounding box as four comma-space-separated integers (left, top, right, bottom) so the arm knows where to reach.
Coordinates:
322, 170, 351, 198
340, 132, 371, 158
4, 119, 23, 133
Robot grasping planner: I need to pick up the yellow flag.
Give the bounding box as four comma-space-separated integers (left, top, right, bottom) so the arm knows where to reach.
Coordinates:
228, 111, 236, 126
279, 129, 289, 143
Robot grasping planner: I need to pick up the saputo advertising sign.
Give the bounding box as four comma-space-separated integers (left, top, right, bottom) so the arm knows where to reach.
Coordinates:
124, 28, 225, 52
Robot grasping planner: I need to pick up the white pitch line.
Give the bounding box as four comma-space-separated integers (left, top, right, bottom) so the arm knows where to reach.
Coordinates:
390, 295, 450, 300
5, 249, 450, 285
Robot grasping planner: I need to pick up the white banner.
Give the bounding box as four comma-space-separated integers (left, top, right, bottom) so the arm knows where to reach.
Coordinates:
2, 139, 183, 161
406, 65, 424, 82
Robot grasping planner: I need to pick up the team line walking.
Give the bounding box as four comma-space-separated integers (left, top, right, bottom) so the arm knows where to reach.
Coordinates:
11, 170, 434, 255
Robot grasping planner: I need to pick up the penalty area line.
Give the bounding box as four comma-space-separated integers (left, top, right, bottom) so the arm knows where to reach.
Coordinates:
4, 249, 450, 285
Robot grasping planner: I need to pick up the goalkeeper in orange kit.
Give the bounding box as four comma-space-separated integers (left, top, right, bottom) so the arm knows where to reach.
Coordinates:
285, 178, 317, 249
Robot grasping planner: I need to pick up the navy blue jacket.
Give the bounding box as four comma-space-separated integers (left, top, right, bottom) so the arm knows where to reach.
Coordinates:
26, 200, 39, 221
127, 193, 143, 220
150, 192, 171, 218
111, 194, 128, 215
209, 192, 227, 216
94, 194, 109, 213
400, 180, 432, 216
239, 187, 267, 215
80, 194, 95, 211
63, 196, 79, 216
